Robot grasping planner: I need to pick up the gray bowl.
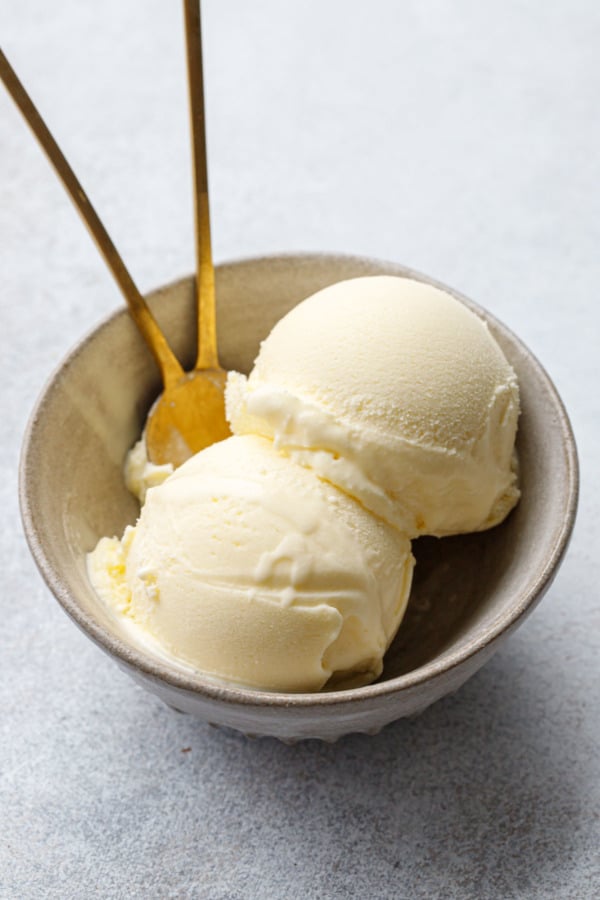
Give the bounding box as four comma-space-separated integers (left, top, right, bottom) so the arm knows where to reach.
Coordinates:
19, 254, 578, 741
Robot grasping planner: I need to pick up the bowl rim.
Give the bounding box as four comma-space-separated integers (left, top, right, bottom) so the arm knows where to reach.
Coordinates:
19, 252, 580, 710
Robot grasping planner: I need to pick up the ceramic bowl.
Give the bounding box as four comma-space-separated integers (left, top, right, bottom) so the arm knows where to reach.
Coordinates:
20, 254, 578, 741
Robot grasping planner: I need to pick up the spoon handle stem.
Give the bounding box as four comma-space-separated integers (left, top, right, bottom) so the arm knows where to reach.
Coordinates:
0, 48, 184, 388
184, 0, 219, 371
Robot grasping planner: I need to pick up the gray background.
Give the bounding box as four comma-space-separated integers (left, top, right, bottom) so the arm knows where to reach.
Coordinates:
1, 1, 598, 897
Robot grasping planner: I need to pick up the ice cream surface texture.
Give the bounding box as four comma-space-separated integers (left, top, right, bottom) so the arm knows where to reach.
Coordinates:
89, 435, 414, 692
89, 273, 520, 694
227, 276, 520, 537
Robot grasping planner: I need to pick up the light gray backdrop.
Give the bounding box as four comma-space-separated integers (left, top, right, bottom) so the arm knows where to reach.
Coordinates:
1, 1, 598, 898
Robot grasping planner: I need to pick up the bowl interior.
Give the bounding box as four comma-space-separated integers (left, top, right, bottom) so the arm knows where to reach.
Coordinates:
21, 254, 577, 697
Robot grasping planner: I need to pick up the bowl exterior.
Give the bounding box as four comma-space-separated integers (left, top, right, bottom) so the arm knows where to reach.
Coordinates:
117, 636, 506, 742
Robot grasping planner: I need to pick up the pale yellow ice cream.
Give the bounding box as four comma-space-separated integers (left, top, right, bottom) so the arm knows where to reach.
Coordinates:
124, 437, 173, 503
227, 276, 520, 537
89, 273, 520, 694
89, 435, 414, 692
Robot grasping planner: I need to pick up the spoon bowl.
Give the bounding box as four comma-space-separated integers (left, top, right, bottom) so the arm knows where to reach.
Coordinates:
145, 368, 230, 466
19, 253, 578, 742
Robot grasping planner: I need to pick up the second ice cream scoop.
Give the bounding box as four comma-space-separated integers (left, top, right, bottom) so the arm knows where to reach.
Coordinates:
227, 275, 520, 537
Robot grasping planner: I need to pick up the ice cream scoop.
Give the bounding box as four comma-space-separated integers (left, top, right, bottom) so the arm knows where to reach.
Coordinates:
89, 435, 414, 692
227, 275, 520, 537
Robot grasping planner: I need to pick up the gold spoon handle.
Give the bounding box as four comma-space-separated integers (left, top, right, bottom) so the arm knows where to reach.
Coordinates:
0, 48, 184, 388
184, 0, 219, 371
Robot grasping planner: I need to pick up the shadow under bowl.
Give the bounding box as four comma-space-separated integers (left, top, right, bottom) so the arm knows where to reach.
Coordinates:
19, 253, 578, 741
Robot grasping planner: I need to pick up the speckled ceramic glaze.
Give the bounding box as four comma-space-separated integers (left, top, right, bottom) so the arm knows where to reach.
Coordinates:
19, 254, 578, 741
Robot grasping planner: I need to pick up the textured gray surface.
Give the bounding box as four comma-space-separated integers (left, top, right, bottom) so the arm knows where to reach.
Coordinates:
1, 1, 598, 897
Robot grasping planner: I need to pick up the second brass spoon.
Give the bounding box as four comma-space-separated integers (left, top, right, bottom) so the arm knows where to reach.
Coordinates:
145, 0, 230, 465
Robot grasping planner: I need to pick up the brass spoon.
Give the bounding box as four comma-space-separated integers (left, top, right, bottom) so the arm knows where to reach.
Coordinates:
0, 25, 229, 469
145, 0, 230, 465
